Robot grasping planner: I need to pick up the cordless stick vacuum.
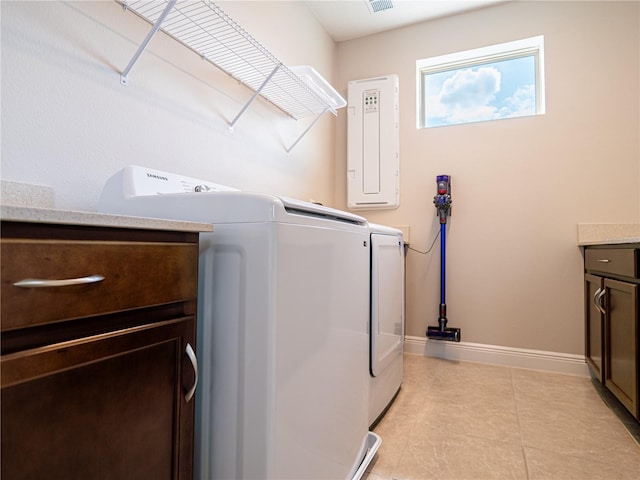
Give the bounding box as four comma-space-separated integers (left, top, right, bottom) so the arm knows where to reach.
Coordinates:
426, 175, 461, 342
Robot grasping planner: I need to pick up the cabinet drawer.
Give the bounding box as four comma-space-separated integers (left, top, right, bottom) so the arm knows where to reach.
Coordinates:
1, 240, 198, 331
585, 248, 637, 278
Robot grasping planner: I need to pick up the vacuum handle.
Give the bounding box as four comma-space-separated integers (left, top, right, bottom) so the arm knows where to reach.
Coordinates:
433, 175, 452, 224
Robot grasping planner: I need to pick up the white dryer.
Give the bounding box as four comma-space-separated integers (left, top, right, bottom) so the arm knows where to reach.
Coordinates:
369, 224, 405, 427
99, 166, 380, 480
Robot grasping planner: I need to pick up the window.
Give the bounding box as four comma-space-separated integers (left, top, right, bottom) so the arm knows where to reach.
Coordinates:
416, 36, 545, 128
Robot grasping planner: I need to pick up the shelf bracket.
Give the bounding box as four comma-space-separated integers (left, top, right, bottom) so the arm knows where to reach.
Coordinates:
120, 0, 177, 86
285, 107, 329, 153
229, 64, 281, 130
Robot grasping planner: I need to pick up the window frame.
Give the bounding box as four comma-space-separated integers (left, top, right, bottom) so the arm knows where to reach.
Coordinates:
416, 35, 546, 128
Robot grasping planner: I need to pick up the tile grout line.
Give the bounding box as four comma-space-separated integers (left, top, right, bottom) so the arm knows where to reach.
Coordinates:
509, 367, 532, 480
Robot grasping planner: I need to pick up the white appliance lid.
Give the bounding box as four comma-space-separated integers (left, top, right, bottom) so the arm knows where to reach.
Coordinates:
99, 165, 367, 226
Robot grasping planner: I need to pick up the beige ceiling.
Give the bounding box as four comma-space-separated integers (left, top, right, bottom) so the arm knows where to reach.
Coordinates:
305, 0, 507, 42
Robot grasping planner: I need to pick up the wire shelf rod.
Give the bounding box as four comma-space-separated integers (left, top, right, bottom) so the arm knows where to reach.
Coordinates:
120, 0, 176, 85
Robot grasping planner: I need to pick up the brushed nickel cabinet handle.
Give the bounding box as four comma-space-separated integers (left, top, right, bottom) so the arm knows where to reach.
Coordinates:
13, 274, 105, 288
596, 259, 610, 263
184, 343, 198, 403
596, 288, 607, 315
593, 287, 602, 311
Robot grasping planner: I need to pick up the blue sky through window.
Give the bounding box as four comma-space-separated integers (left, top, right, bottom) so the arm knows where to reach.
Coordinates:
424, 55, 537, 127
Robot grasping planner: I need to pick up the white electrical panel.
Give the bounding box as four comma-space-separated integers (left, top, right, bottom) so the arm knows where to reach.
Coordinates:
347, 74, 399, 210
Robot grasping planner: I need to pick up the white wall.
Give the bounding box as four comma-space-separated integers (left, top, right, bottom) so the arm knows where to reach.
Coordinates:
334, 1, 640, 355
1, 1, 338, 210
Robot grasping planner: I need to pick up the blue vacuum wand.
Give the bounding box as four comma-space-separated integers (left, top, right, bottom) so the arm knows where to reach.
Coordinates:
426, 175, 461, 342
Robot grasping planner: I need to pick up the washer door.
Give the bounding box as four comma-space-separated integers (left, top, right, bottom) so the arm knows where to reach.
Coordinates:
371, 233, 404, 377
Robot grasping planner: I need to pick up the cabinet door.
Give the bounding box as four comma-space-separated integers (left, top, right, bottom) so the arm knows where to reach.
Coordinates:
604, 278, 638, 419
1, 316, 196, 480
585, 274, 605, 382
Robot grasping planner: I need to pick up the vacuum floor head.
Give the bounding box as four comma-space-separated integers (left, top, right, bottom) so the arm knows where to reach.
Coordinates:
426, 326, 461, 342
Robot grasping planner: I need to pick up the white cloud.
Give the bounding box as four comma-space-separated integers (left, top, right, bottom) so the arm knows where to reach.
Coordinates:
426, 66, 537, 126
440, 67, 501, 107
428, 67, 502, 124
497, 84, 536, 118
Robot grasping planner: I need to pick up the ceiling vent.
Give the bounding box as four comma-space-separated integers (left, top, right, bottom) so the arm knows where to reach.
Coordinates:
366, 0, 395, 14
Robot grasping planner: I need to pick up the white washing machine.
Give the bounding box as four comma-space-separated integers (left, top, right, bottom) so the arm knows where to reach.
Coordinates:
369, 224, 405, 427
99, 166, 380, 480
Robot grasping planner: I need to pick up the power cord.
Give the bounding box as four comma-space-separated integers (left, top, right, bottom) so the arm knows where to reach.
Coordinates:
407, 228, 441, 255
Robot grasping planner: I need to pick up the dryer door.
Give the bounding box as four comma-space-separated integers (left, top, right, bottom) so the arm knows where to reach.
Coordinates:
371, 233, 404, 376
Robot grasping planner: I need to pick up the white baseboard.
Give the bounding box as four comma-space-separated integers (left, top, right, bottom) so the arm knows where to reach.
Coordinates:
404, 335, 589, 377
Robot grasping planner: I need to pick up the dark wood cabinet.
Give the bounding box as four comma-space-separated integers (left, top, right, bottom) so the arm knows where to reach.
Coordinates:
604, 278, 638, 416
585, 273, 605, 382
1, 221, 200, 480
584, 245, 639, 420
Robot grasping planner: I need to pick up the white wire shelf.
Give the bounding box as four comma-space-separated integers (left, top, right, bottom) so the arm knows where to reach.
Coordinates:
119, 0, 346, 143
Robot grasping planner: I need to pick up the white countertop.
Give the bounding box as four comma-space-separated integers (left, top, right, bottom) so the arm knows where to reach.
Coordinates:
0, 180, 212, 232
577, 223, 640, 246
1, 205, 213, 233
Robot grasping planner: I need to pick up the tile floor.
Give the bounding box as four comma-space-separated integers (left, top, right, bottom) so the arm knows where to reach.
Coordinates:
364, 353, 640, 480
